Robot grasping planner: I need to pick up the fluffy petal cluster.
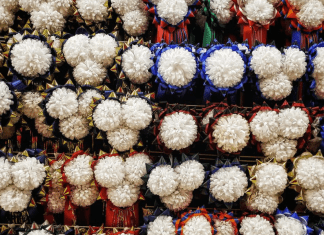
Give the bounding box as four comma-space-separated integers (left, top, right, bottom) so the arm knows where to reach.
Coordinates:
212, 114, 250, 153
71, 185, 98, 207
147, 215, 175, 235
0, 81, 13, 115
278, 107, 309, 139
64, 154, 94, 186
76, 0, 108, 23
1, 0, 19, 12
122, 45, 153, 84
305, 189, 324, 214
28, 230, 52, 235
111, 0, 141, 15
183, 216, 212, 235
10, 39, 52, 78
261, 137, 297, 162
11, 157, 46, 191
296, 157, 324, 189
122, 97, 152, 130
158, 47, 196, 87
35, 116, 53, 138
0, 185, 31, 212
312, 47, 324, 98
255, 163, 287, 195
122, 10, 149, 36
124, 153, 152, 186
259, 74, 293, 101
48, 0, 73, 17
47, 190, 65, 213
18, 0, 43, 12
0, 158, 12, 190
250, 110, 279, 142
175, 160, 205, 191
160, 112, 198, 150
0, 7, 14, 32
107, 181, 140, 207
30, 3, 66, 34
63, 35, 91, 67
282, 47, 307, 82
73, 59, 107, 86
157, 0, 188, 25
210, 0, 234, 24
78, 89, 102, 117
249, 193, 279, 214
244, 0, 275, 24
93, 99, 122, 132
209, 166, 248, 203
275, 217, 305, 235
147, 165, 179, 197
46, 88, 78, 120
59, 115, 90, 140
107, 127, 139, 152
240, 215, 275, 235
22, 92, 43, 119
161, 189, 193, 212
94, 156, 125, 188
289, 0, 308, 9
205, 48, 244, 88
214, 220, 235, 235
297, 0, 324, 28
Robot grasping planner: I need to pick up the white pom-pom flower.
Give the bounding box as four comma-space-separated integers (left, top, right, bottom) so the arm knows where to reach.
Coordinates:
0, 7, 14, 32
158, 47, 196, 87
147, 216, 175, 235
122, 45, 153, 84
0, 158, 11, 190
278, 107, 309, 139
210, 0, 234, 24
259, 74, 293, 101
64, 154, 93, 186
59, 115, 90, 140
205, 48, 244, 88
63, 34, 91, 67
157, 0, 188, 25
289, 0, 308, 9
111, 0, 141, 15
107, 181, 140, 207
315, 78, 324, 99
18, 0, 43, 12
46, 88, 78, 120
35, 116, 53, 138
107, 127, 139, 152
48, 0, 73, 17
73, 60, 106, 86
209, 166, 248, 203
240, 215, 275, 235
94, 155, 125, 188
183, 216, 212, 235
11, 157, 46, 191
244, 0, 275, 24
122, 10, 149, 36
275, 216, 305, 235
76, 0, 108, 23
213, 114, 250, 153
78, 89, 102, 117
124, 153, 152, 186
214, 220, 235, 235
0, 81, 14, 115
22, 92, 43, 119
93, 99, 122, 132
48, 189, 65, 213
175, 160, 204, 191
0, 185, 31, 212
282, 47, 306, 81
251, 46, 282, 79
160, 112, 198, 150
147, 165, 179, 197
297, 0, 324, 29
161, 189, 193, 211
305, 189, 324, 214
250, 110, 279, 142
249, 193, 279, 214
261, 137, 297, 162
312, 47, 324, 79
10, 39, 52, 78
30, 3, 66, 34
71, 185, 98, 207
2, 0, 19, 12
122, 97, 152, 131
89, 33, 118, 67
296, 157, 324, 190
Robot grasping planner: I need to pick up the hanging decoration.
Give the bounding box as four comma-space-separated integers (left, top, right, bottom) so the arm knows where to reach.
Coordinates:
240, 214, 275, 235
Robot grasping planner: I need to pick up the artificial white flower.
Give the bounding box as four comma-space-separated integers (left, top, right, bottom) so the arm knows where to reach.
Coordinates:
21, 92, 43, 119
0, 185, 31, 212
160, 112, 198, 150
47, 189, 65, 213
296, 157, 324, 190
147, 215, 175, 235
209, 166, 248, 203
249, 193, 279, 214
111, 0, 142, 15
213, 114, 250, 153
89, 33, 118, 67
1, 0, 19, 12
63, 34, 91, 67
0, 158, 11, 190
278, 107, 309, 139
0, 81, 14, 115
0, 6, 14, 32
297, 0, 324, 29
47, 0, 73, 17
183, 215, 212, 235
261, 137, 297, 162
73, 60, 107, 86
18, 0, 43, 12
315, 78, 324, 99
245, 0, 275, 24
275, 216, 305, 235
10, 39, 52, 78
71, 184, 98, 207
94, 155, 125, 188
214, 219, 235, 235
175, 160, 204, 191
107, 181, 140, 207
93, 99, 122, 132
59, 115, 90, 140
64, 154, 94, 186
76, 0, 108, 23
28, 230, 52, 235
35, 116, 53, 138
240, 215, 275, 235
147, 165, 179, 197
313, 47, 324, 79
161, 189, 193, 211
289, 0, 308, 9
206, 48, 244, 88
78, 89, 102, 117
107, 127, 139, 152
305, 188, 324, 214
158, 47, 196, 87
122, 10, 149, 36
46, 87, 78, 120
157, 0, 188, 25
122, 45, 153, 84
282, 47, 307, 81
259, 74, 293, 101
11, 157, 46, 191
124, 153, 152, 186
250, 110, 279, 142
122, 97, 152, 131
210, 0, 234, 24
